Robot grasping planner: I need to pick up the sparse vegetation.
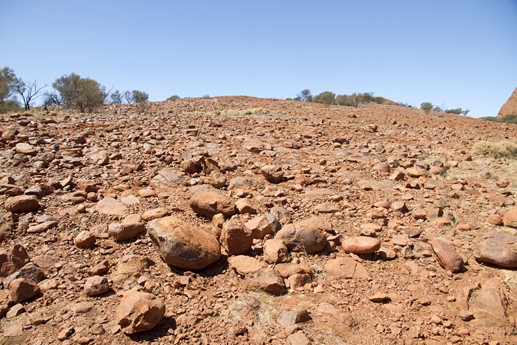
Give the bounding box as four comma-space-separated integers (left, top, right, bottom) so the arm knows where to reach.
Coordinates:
480, 114, 517, 124
182, 108, 277, 118
132, 90, 149, 104
420, 102, 433, 114
471, 140, 517, 159
110, 90, 123, 104
52, 73, 107, 112
167, 95, 180, 101
313, 91, 336, 105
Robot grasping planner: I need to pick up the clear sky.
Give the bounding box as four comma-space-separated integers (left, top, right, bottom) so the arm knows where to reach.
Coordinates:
1, 0, 516, 117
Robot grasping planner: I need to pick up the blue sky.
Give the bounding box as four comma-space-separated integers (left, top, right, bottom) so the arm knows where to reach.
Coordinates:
1, 0, 516, 117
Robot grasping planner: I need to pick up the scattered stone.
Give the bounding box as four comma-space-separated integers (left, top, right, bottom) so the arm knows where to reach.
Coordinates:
141, 208, 169, 221
220, 217, 253, 256
4, 195, 39, 213
235, 198, 259, 214
369, 293, 391, 303
147, 216, 221, 270
115, 291, 165, 334
248, 268, 287, 294
487, 214, 503, 226
263, 238, 289, 264
261, 165, 284, 183
324, 257, 370, 279
286, 331, 312, 345
475, 232, 517, 268
430, 237, 464, 273
15, 142, 37, 155
245, 213, 281, 239
108, 214, 145, 241
26, 220, 58, 234
95, 197, 127, 216
228, 255, 265, 276
84, 275, 110, 296
9, 278, 41, 303
0, 244, 30, 277
503, 207, 517, 228
277, 308, 310, 326
275, 216, 330, 254
74, 231, 96, 248
342, 236, 381, 254
189, 190, 237, 218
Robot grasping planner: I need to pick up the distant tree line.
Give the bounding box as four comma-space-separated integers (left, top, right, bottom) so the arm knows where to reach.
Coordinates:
0, 66, 166, 114
288, 89, 470, 116
287, 89, 390, 107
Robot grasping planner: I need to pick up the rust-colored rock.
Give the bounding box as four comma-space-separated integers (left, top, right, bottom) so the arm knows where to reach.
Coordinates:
115, 291, 165, 334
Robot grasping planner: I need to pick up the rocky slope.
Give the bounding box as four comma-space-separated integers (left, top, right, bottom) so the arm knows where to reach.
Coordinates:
1, 96, 517, 345
498, 87, 517, 118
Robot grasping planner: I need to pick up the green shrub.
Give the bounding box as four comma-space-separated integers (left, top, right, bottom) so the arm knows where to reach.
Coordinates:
52, 73, 107, 112
471, 140, 517, 159
420, 102, 433, 114
0, 100, 22, 113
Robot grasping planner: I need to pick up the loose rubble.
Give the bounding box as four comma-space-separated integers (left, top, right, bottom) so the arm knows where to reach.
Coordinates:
1, 96, 516, 344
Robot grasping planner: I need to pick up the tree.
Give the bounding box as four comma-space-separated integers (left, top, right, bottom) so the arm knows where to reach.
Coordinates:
123, 90, 134, 104
132, 90, 149, 103
298, 89, 312, 102
12, 79, 46, 110
420, 102, 433, 114
43, 91, 62, 106
110, 90, 123, 104
167, 95, 180, 101
313, 91, 336, 105
52, 73, 107, 112
0, 67, 17, 101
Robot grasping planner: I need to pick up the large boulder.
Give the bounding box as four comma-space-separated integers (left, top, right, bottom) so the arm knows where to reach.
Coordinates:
115, 291, 165, 334
189, 191, 237, 218
274, 216, 330, 254
147, 216, 221, 270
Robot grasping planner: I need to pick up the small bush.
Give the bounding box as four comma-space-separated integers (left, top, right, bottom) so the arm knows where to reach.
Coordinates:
0, 100, 22, 113
471, 140, 517, 159
480, 114, 517, 124
421, 102, 433, 114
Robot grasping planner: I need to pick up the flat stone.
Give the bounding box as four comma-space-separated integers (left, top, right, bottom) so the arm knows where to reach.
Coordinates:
95, 197, 127, 216
342, 236, 380, 254
275, 216, 330, 254
324, 257, 370, 279
228, 255, 265, 276
248, 268, 287, 294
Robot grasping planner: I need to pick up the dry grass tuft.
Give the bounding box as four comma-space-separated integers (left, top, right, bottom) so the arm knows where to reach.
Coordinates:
471, 140, 517, 159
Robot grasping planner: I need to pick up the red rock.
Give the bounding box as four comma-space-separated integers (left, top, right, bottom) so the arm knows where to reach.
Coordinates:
263, 239, 289, 264
0, 244, 30, 277
487, 214, 503, 226
95, 197, 127, 216
245, 214, 281, 239
4, 195, 39, 213
74, 231, 96, 248
228, 255, 265, 276
189, 190, 237, 218
324, 257, 370, 279
248, 268, 287, 294
115, 291, 165, 334
342, 236, 380, 254
475, 232, 517, 268
9, 278, 40, 303
275, 216, 329, 254
220, 217, 253, 256
503, 207, 517, 228
147, 216, 221, 270
84, 275, 110, 296
430, 237, 464, 273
